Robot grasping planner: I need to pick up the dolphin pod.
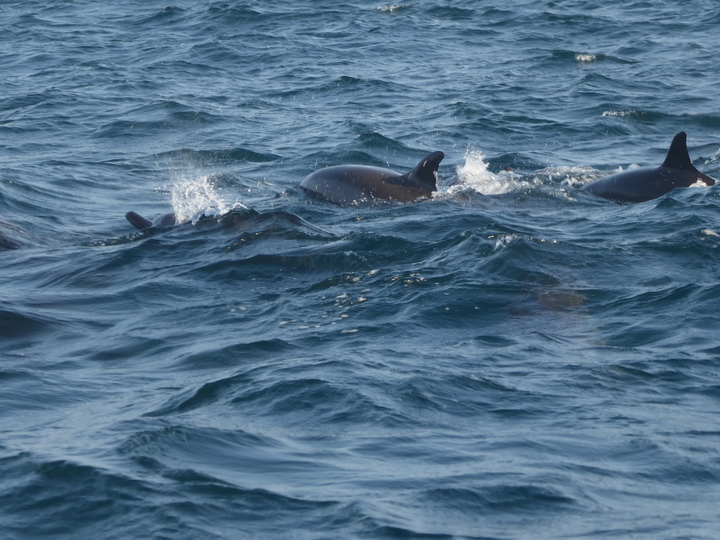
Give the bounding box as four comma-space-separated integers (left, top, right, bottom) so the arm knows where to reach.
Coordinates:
125, 132, 718, 227
582, 132, 716, 202
125, 152, 444, 227
296, 133, 715, 206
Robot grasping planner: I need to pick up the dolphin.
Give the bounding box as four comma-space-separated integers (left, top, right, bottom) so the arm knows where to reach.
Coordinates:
300, 151, 444, 205
126, 211, 177, 230
582, 132, 716, 202
125, 206, 268, 232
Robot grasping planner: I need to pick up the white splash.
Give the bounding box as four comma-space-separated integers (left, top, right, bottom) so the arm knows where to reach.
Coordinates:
602, 109, 645, 118
169, 173, 232, 224
704, 147, 720, 166
456, 149, 494, 186
377, 5, 406, 12
447, 148, 533, 196
575, 53, 597, 63
532, 164, 600, 188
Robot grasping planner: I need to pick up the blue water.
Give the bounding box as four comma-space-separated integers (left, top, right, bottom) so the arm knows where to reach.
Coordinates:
2, 1, 720, 538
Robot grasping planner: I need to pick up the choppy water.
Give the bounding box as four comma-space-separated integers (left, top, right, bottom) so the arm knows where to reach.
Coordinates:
2, 1, 720, 538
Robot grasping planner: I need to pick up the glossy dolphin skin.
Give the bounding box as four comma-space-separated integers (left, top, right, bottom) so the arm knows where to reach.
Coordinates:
582, 132, 716, 202
126, 211, 177, 230
300, 151, 444, 205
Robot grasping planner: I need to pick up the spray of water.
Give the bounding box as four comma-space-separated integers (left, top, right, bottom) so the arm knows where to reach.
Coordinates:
159, 151, 249, 224
169, 173, 232, 224
448, 148, 530, 196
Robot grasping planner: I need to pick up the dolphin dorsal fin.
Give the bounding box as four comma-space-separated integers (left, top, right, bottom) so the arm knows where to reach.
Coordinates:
403, 151, 445, 190
126, 211, 153, 230
661, 132, 697, 171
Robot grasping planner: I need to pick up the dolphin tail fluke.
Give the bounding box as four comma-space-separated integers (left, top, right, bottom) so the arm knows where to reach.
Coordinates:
405, 151, 445, 190
662, 132, 696, 171
126, 211, 153, 230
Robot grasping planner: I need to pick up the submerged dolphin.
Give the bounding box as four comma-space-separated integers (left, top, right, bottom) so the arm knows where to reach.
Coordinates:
126, 211, 177, 230
582, 132, 716, 202
125, 206, 267, 232
300, 151, 444, 205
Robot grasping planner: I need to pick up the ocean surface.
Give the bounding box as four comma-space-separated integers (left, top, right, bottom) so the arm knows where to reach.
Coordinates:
2, 1, 720, 538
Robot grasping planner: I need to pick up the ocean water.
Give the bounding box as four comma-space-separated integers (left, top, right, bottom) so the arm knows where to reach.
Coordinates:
2, 1, 720, 538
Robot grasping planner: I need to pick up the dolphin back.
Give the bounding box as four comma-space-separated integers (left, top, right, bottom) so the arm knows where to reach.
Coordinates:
583, 132, 717, 202
300, 150, 445, 205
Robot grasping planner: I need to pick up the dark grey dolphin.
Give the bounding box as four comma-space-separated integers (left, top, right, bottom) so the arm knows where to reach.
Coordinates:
125, 206, 267, 232
582, 132, 716, 202
300, 151, 444, 205
126, 211, 177, 230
